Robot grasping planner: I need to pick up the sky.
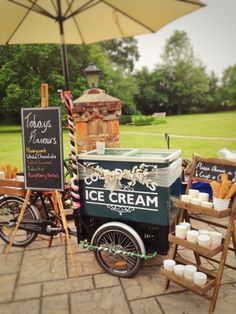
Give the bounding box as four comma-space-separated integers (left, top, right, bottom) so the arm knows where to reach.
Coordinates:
134, 0, 236, 77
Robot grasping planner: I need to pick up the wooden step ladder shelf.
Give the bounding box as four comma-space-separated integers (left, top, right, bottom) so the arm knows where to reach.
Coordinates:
162, 155, 236, 314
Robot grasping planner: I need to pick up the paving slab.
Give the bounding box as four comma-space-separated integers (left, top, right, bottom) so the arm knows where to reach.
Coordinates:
0, 251, 22, 275
130, 297, 163, 314
14, 283, 41, 301
18, 246, 67, 285
121, 266, 184, 301
0, 273, 17, 302
42, 294, 69, 314
0, 299, 40, 314
42, 276, 94, 296
70, 286, 130, 314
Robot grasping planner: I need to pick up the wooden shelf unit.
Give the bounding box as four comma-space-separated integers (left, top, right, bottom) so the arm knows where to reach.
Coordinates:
162, 155, 236, 314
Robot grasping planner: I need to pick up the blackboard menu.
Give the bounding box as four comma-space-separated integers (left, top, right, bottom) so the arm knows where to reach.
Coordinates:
194, 160, 236, 182
21, 107, 64, 191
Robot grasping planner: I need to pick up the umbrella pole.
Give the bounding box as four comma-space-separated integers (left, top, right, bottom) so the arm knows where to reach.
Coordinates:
57, 1, 81, 235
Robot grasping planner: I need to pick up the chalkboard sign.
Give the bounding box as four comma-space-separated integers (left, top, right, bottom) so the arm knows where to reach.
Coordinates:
194, 160, 236, 182
21, 107, 64, 191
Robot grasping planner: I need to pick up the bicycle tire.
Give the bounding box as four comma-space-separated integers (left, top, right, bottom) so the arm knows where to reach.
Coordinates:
0, 196, 40, 247
91, 222, 145, 278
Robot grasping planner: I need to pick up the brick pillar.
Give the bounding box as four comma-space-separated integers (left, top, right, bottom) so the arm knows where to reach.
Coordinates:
72, 88, 122, 153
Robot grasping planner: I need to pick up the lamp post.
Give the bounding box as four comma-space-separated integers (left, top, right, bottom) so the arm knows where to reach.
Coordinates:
83, 62, 101, 89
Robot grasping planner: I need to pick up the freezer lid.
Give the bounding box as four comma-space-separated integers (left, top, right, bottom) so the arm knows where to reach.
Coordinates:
77, 148, 181, 163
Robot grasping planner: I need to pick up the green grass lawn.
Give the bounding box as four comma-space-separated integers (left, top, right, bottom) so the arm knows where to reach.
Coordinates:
1, 111, 235, 171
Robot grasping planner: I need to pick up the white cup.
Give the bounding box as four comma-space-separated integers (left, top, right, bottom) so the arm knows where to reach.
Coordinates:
197, 234, 211, 248
193, 272, 207, 286
175, 225, 187, 240
187, 230, 199, 243
174, 264, 185, 277
96, 141, 105, 154
181, 194, 191, 203
184, 265, 197, 279
180, 221, 191, 231
0, 171, 5, 179
188, 189, 199, 198
190, 198, 201, 205
201, 201, 213, 209
163, 259, 176, 271
199, 229, 210, 236
210, 231, 223, 247
198, 192, 209, 202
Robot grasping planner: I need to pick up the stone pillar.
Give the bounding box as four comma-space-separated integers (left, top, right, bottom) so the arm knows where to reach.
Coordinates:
72, 88, 122, 153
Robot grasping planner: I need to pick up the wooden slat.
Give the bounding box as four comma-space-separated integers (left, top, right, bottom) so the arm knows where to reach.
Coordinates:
173, 198, 231, 218
169, 233, 224, 257
161, 267, 214, 297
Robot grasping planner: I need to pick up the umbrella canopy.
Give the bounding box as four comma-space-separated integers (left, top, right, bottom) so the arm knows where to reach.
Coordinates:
0, 0, 204, 88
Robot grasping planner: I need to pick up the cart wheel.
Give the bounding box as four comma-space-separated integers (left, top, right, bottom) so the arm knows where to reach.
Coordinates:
91, 222, 145, 278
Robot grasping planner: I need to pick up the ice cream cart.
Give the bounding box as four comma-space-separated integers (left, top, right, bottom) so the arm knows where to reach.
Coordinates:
77, 148, 182, 277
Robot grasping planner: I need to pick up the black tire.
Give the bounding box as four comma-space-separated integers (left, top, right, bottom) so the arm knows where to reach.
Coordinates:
0, 196, 40, 247
92, 225, 143, 278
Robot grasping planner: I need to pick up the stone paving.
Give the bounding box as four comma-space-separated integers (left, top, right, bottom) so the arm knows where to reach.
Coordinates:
0, 225, 236, 314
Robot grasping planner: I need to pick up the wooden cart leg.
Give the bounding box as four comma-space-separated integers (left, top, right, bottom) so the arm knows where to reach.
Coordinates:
5, 190, 32, 258
55, 191, 78, 277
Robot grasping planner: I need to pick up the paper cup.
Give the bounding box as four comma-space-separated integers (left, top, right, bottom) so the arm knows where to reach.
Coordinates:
0, 171, 5, 179
174, 264, 185, 277
175, 225, 187, 240
188, 189, 199, 198
197, 234, 211, 248
184, 265, 197, 278
193, 272, 207, 286
190, 197, 201, 205
201, 201, 213, 209
187, 230, 199, 243
210, 231, 223, 247
198, 192, 209, 202
96, 141, 105, 154
180, 221, 191, 231
163, 259, 176, 271
213, 197, 230, 211
199, 229, 210, 236
181, 194, 191, 203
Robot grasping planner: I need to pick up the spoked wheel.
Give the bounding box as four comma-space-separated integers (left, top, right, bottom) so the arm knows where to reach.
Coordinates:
91, 222, 145, 278
0, 196, 40, 247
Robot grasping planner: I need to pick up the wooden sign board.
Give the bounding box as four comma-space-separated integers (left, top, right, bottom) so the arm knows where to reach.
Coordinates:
193, 159, 236, 182
21, 107, 64, 191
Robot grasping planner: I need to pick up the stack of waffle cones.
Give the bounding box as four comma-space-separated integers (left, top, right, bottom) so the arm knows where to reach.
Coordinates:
0, 163, 17, 179
210, 174, 236, 200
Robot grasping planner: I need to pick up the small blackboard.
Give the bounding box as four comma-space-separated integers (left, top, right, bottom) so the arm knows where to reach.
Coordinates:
21, 107, 64, 191
194, 160, 236, 182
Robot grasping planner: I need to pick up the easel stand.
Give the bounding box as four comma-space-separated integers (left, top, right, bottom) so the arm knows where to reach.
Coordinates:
161, 156, 236, 313
5, 189, 78, 277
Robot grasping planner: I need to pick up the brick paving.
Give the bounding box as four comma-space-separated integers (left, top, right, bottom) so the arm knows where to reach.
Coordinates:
0, 224, 236, 314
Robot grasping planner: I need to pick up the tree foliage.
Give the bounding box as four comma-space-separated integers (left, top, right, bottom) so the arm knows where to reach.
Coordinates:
101, 37, 139, 72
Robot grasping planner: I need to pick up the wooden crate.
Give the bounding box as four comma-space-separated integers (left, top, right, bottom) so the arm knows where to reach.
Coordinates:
0, 178, 25, 197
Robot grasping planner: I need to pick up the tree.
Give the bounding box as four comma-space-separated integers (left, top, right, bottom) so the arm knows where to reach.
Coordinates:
101, 37, 139, 72
160, 30, 210, 115
220, 65, 236, 107
134, 67, 168, 115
